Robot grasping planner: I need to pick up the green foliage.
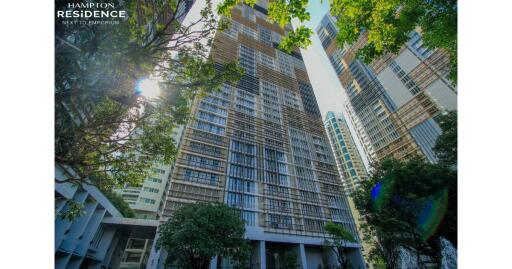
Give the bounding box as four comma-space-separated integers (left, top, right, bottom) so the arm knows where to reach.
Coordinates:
217, 0, 256, 17
352, 155, 457, 267
157, 203, 250, 269
281, 250, 299, 269
433, 111, 457, 167
279, 26, 313, 52
323, 221, 357, 269
103, 191, 136, 218
218, 0, 457, 82
55, 0, 243, 191
325, 221, 357, 244
218, 0, 310, 52
351, 112, 458, 267
332, 0, 457, 83
268, 0, 310, 27
56, 200, 86, 221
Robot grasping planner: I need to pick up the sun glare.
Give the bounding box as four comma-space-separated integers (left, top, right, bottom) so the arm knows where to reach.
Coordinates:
136, 79, 161, 100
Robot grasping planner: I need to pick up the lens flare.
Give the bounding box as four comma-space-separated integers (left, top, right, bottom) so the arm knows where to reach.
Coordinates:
370, 181, 450, 241
371, 181, 393, 211
418, 189, 449, 241
135, 78, 161, 99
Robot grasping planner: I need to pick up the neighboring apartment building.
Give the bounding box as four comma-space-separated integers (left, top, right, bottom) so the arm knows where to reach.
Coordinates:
115, 125, 184, 220
324, 111, 368, 195
55, 166, 159, 269
324, 111, 374, 268
316, 14, 457, 164
155, 2, 366, 268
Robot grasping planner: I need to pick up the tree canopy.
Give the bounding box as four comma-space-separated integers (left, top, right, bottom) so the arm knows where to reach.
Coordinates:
218, 0, 457, 81
103, 191, 136, 218
433, 111, 457, 167
157, 203, 250, 269
352, 111, 457, 268
55, 0, 243, 191
217, 0, 312, 52
332, 0, 457, 83
323, 221, 357, 269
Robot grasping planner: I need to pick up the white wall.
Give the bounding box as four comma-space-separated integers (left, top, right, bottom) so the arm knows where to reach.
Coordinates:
378, 67, 414, 108
425, 79, 458, 111
394, 49, 421, 74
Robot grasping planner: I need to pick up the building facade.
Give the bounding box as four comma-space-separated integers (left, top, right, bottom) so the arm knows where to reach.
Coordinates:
316, 14, 457, 164
324, 111, 375, 268
157, 2, 365, 269
55, 166, 159, 269
115, 125, 184, 220
324, 111, 368, 195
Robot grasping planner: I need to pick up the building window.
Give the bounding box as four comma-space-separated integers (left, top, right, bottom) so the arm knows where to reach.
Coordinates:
223, 20, 239, 40
140, 197, 156, 204
259, 52, 275, 70
243, 211, 256, 226
329, 49, 346, 75
276, 50, 295, 77
239, 45, 256, 76
146, 177, 162, 184
193, 120, 225, 135
152, 168, 166, 175
143, 187, 159, 193
182, 169, 218, 185
258, 26, 272, 46
408, 31, 433, 59
389, 61, 421, 95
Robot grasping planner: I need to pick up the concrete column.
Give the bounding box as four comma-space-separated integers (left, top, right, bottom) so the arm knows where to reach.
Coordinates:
210, 256, 218, 269
322, 247, 338, 268
258, 240, 266, 269
146, 233, 164, 269
298, 243, 308, 269
345, 248, 367, 269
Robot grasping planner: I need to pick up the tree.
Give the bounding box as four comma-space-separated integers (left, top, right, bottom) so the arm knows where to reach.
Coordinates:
157, 203, 250, 269
56, 200, 86, 221
217, 0, 312, 52
431, 111, 457, 250
281, 250, 299, 269
358, 222, 401, 269
434, 111, 457, 167
352, 156, 456, 268
55, 0, 243, 191
352, 108, 457, 268
323, 221, 357, 269
103, 191, 136, 218
218, 0, 457, 82
336, 0, 457, 83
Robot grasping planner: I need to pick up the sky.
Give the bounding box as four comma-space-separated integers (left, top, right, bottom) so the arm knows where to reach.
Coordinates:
297, 2, 371, 168
298, 1, 348, 120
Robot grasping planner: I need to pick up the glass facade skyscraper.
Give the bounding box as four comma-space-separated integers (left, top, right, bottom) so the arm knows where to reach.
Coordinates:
324, 112, 368, 195
160, 2, 365, 268
316, 14, 457, 164
324, 111, 373, 268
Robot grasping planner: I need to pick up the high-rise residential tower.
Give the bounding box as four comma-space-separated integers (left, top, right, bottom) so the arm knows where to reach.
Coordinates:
324, 111, 374, 268
324, 111, 368, 195
159, 2, 365, 268
316, 14, 457, 164
115, 125, 184, 220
